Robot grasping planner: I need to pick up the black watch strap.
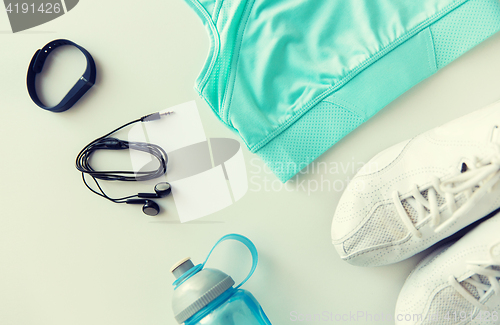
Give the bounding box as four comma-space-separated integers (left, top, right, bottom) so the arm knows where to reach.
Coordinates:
27, 39, 97, 113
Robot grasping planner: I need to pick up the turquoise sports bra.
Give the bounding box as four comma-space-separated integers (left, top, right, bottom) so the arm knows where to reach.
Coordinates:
184, 0, 500, 182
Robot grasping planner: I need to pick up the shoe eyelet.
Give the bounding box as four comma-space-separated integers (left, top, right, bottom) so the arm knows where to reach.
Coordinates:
460, 162, 468, 173
489, 242, 500, 262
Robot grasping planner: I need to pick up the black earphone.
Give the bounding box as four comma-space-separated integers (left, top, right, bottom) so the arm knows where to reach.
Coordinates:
125, 182, 172, 216
76, 112, 174, 216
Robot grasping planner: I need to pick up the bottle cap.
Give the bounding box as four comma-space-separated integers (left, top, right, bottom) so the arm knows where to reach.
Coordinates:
170, 258, 234, 323
170, 235, 259, 324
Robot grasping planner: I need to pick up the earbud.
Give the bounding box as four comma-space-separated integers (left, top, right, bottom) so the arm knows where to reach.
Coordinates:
127, 182, 171, 216
126, 199, 160, 216
138, 182, 172, 198
155, 182, 172, 197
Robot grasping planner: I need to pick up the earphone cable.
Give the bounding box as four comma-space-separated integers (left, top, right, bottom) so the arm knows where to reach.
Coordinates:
82, 173, 139, 203
76, 112, 171, 203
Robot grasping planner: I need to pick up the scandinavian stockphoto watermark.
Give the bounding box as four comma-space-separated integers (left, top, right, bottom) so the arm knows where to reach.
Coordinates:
249, 158, 378, 195
289, 310, 499, 323
290, 310, 396, 322
3, 0, 79, 33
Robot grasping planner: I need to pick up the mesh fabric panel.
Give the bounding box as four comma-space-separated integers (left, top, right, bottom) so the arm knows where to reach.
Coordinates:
256, 101, 364, 182
403, 191, 465, 225
421, 189, 446, 207
462, 281, 481, 300
462, 266, 500, 300
402, 199, 420, 224
342, 190, 468, 255
430, 0, 500, 69
343, 203, 407, 255
421, 287, 474, 325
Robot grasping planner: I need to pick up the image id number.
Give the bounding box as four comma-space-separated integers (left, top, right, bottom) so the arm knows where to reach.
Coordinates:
5, 2, 61, 14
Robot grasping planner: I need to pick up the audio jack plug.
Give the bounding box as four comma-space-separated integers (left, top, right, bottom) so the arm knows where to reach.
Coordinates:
141, 111, 175, 122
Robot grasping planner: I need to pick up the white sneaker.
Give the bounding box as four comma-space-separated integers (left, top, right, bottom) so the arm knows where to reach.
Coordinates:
331, 101, 500, 266
395, 212, 500, 325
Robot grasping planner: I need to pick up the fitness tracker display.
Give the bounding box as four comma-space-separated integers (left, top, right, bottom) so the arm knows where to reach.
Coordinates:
26, 39, 96, 113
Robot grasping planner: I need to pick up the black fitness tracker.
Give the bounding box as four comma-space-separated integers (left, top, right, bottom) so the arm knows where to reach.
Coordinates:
26, 39, 96, 113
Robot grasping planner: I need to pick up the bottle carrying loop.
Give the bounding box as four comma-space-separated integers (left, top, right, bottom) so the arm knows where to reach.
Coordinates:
173, 234, 258, 290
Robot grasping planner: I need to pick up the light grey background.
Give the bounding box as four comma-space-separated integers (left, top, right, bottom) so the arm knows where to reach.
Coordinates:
1, 1, 500, 324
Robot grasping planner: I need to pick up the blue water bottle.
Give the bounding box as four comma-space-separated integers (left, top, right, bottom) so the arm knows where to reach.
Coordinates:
170, 234, 272, 325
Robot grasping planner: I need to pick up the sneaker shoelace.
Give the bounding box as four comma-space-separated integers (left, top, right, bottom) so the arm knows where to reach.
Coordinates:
392, 150, 500, 238
448, 242, 500, 311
